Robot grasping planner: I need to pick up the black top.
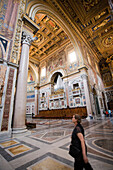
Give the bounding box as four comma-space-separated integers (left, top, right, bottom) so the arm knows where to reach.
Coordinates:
71, 123, 85, 151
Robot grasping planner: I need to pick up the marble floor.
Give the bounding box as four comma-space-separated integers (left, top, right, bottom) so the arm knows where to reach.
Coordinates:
0, 117, 113, 170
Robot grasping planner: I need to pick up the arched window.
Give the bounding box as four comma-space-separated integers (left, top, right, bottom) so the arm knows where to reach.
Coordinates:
68, 50, 77, 63
41, 67, 46, 77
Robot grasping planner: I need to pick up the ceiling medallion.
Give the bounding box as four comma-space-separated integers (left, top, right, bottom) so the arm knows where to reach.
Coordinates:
102, 35, 113, 47
34, 33, 43, 43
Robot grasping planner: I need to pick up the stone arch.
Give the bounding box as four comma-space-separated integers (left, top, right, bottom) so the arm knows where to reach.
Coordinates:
51, 72, 63, 84
48, 69, 65, 83
26, 1, 84, 65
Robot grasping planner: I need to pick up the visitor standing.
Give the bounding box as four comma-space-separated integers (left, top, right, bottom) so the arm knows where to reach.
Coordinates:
70, 114, 93, 170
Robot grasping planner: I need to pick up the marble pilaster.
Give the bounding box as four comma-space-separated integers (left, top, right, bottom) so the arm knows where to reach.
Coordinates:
34, 84, 40, 116
81, 74, 92, 117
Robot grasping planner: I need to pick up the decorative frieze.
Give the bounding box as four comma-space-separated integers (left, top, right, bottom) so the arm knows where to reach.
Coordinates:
10, 0, 26, 64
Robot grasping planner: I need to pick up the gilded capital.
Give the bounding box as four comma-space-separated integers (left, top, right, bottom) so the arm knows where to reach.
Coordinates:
21, 32, 38, 46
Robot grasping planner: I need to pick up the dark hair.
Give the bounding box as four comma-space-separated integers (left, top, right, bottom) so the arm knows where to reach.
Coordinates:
74, 114, 81, 123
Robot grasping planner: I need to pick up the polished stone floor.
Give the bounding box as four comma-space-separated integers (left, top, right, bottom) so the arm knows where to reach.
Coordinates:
0, 117, 113, 170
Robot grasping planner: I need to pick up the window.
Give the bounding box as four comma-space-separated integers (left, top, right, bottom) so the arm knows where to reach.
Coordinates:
73, 83, 79, 89
68, 50, 77, 63
42, 93, 45, 97
41, 67, 46, 77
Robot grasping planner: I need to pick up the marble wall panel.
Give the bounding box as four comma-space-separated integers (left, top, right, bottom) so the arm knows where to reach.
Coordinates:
1, 68, 14, 131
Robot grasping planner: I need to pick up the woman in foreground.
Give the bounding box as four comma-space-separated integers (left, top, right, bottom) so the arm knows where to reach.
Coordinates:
71, 114, 93, 170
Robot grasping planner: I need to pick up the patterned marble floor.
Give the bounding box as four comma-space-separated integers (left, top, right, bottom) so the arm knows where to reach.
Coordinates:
0, 117, 113, 170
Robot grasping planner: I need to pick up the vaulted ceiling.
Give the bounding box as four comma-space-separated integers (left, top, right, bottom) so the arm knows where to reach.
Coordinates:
28, 0, 113, 64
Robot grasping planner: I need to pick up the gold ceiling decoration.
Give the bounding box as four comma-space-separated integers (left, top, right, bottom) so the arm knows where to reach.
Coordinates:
29, 13, 69, 61
102, 35, 113, 47
27, 0, 112, 64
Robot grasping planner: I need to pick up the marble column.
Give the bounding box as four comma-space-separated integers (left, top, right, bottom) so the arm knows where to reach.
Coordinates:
34, 84, 40, 115
12, 34, 33, 135
81, 74, 92, 117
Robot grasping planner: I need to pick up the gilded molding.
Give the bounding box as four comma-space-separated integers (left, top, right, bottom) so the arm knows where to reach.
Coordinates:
10, 0, 26, 64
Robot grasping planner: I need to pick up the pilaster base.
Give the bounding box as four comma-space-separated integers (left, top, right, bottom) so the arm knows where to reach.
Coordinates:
12, 127, 31, 138
0, 131, 12, 141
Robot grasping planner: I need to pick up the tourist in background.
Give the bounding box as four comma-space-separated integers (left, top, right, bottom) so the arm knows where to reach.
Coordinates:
108, 109, 112, 117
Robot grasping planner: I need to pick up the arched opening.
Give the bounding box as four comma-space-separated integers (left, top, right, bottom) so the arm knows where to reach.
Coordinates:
51, 72, 64, 94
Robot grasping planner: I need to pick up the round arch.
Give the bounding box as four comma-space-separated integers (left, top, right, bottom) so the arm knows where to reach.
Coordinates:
51, 72, 63, 84
26, 1, 84, 65
48, 69, 65, 83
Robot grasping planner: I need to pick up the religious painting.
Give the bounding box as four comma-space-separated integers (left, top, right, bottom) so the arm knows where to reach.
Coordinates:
30, 74, 33, 81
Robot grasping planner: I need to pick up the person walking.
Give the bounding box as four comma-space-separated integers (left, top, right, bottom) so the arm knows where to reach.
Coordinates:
108, 109, 112, 117
71, 114, 93, 170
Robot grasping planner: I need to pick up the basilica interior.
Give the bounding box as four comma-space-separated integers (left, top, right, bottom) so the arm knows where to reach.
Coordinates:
0, 0, 113, 169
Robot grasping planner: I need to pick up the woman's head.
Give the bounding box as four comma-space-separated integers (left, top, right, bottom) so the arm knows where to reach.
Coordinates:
72, 114, 81, 124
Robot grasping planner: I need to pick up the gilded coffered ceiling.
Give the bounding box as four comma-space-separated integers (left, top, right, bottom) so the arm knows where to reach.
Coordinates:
29, 13, 70, 62
27, 0, 113, 63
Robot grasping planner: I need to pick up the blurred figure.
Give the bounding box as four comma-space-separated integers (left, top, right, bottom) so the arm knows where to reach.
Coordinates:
108, 109, 112, 117
106, 110, 109, 117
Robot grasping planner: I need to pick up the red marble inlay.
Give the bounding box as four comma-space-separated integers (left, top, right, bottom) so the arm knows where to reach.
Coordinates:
1, 68, 14, 131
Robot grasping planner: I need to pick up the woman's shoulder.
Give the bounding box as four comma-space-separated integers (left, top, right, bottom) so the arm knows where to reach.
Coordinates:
76, 123, 84, 133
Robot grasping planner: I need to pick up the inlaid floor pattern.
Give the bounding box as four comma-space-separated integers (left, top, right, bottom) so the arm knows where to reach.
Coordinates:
0, 117, 113, 170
